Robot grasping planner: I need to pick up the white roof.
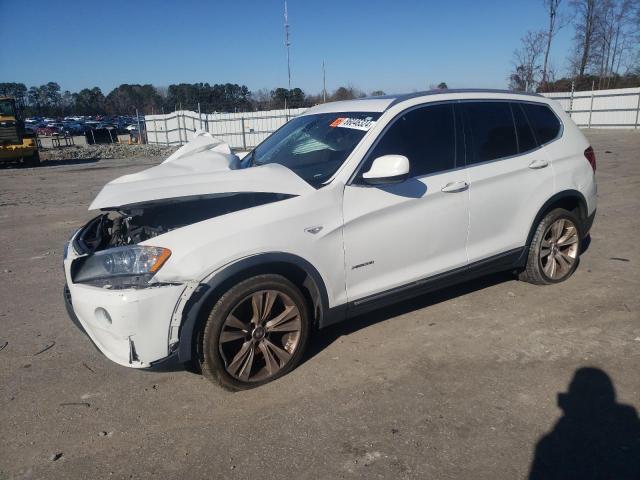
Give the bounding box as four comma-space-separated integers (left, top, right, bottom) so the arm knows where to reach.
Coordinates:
303, 98, 395, 115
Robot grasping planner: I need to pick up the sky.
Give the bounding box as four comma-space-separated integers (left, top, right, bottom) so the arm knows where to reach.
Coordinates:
0, 0, 575, 96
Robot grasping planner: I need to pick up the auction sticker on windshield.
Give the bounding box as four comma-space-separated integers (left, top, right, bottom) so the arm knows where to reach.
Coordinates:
329, 117, 376, 131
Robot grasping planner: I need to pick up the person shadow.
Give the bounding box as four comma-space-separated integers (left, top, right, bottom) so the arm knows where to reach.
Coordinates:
529, 367, 640, 480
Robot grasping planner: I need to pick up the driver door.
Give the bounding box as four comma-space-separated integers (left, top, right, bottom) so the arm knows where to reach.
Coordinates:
342, 103, 470, 303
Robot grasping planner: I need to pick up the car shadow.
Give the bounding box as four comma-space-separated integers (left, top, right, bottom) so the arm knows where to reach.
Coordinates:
0, 158, 99, 169
304, 271, 514, 364
40, 158, 100, 168
581, 233, 592, 254
529, 367, 640, 479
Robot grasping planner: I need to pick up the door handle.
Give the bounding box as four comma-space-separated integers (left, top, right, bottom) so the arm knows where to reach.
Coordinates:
529, 159, 549, 169
441, 181, 469, 193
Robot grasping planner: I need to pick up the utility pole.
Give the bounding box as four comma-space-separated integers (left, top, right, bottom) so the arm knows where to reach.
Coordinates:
284, 0, 291, 91
284, 0, 291, 113
322, 60, 327, 103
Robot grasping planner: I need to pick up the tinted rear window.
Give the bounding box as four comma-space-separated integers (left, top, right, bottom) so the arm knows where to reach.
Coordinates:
512, 103, 538, 153
460, 102, 518, 164
522, 103, 561, 145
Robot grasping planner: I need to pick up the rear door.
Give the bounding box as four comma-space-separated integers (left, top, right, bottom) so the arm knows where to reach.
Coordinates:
460, 101, 555, 262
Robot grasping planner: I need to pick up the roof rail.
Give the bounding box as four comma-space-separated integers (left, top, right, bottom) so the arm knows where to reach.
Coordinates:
384, 88, 544, 109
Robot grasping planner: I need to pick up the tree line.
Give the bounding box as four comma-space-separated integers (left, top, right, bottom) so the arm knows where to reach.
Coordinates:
0, 81, 396, 117
510, 0, 640, 92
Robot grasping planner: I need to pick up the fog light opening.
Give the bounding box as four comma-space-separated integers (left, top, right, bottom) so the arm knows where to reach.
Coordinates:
94, 307, 112, 327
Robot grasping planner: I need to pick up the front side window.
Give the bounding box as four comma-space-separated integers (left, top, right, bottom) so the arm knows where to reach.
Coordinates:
247, 111, 381, 188
460, 101, 518, 164
360, 103, 457, 179
522, 103, 561, 145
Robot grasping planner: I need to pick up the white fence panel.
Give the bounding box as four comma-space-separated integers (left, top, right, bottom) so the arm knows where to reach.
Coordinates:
542, 87, 640, 128
145, 108, 308, 149
144, 87, 640, 147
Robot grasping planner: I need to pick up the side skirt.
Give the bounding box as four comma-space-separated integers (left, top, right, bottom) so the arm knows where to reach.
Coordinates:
320, 247, 527, 327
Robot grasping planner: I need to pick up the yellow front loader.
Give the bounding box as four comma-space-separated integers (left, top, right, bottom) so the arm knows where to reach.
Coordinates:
0, 97, 39, 166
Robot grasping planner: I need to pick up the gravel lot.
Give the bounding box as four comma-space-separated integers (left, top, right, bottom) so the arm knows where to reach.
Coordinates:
1, 131, 639, 479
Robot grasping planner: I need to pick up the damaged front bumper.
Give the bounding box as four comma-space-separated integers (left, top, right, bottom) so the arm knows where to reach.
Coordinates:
63, 239, 187, 369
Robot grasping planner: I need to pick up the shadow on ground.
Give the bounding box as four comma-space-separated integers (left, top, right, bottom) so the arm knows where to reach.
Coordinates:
0, 158, 99, 169
39, 158, 99, 168
529, 367, 640, 480
306, 271, 514, 363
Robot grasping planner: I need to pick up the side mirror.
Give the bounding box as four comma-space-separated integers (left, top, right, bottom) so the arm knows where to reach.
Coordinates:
362, 155, 410, 185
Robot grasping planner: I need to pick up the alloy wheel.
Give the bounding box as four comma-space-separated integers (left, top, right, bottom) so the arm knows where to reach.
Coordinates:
540, 218, 579, 280
218, 290, 302, 382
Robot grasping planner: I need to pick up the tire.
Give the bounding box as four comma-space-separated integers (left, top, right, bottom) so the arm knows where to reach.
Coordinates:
200, 274, 310, 391
519, 208, 582, 285
23, 151, 40, 167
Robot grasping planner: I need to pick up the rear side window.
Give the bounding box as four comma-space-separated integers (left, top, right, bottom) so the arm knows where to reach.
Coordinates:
365, 103, 456, 178
521, 103, 561, 145
460, 102, 518, 164
512, 103, 538, 153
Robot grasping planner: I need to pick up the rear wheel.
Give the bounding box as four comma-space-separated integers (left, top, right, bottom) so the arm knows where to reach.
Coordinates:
200, 274, 310, 391
520, 208, 582, 285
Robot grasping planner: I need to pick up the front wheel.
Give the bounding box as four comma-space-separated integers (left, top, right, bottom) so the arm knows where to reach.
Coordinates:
520, 208, 582, 285
200, 274, 310, 391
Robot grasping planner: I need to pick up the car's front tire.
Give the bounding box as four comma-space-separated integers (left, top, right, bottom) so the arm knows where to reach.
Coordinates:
200, 274, 310, 391
520, 208, 582, 285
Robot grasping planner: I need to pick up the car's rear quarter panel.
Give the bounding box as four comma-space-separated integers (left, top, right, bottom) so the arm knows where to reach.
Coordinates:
545, 103, 597, 216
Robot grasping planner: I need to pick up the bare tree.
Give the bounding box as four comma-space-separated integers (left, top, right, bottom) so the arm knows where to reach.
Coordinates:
541, 0, 565, 90
604, 0, 638, 86
509, 30, 546, 92
570, 0, 600, 77
589, 0, 639, 87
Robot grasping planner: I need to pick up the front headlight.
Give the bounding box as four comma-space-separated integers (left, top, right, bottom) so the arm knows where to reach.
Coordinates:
72, 246, 171, 288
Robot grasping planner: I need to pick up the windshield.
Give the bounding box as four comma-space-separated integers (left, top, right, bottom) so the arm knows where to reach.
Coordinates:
246, 111, 381, 187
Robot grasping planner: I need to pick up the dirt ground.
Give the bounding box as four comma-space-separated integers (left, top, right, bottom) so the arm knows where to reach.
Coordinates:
0, 131, 639, 480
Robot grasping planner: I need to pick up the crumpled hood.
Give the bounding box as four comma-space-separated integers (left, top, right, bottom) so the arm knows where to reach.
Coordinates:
89, 132, 314, 210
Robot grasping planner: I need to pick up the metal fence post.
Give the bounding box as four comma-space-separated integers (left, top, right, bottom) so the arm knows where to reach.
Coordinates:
163, 111, 169, 146
241, 117, 247, 150
588, 81, 595, 129
183, 112, 188, 143
176, 111, 183, 146
635, 90, 640, 129
569, 81, 575, 119
136, 109, 143, 144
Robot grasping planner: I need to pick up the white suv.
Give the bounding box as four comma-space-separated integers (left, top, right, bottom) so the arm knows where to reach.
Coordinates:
63, 90, 597, 390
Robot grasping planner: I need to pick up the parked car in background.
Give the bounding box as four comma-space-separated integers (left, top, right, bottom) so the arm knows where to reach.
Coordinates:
36, 125, 61, 136
62, 122, 85, 135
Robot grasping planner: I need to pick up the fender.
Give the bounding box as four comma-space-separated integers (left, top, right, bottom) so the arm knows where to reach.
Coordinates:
176, 252, 337, 363
525, 190, 588, 248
